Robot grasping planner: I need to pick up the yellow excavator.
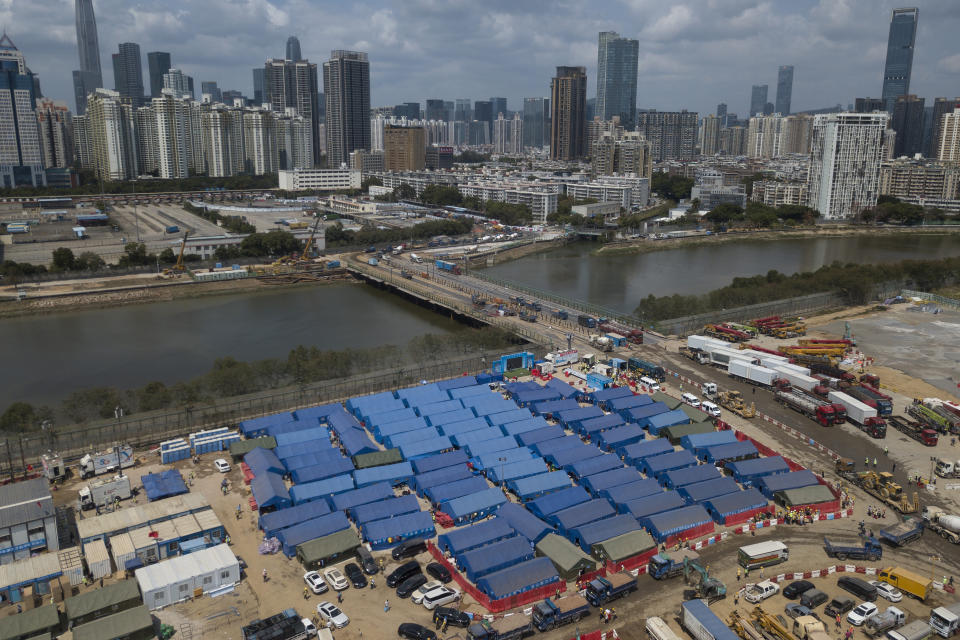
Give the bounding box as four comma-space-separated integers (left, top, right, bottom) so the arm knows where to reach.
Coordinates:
718, 390, 756, 418
161, 232, 189, 277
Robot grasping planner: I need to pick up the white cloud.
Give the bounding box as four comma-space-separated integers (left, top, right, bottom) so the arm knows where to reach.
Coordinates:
940, 53, 960, 73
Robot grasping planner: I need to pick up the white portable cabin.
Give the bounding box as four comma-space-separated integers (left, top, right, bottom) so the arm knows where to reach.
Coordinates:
108, 532, 136, 574
58, 547, 84, 586
83, 538, 112, 580
136, 543, 239, 610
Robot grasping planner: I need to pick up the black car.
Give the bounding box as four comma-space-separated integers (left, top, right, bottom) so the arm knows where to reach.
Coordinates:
356, 546, 378, 575
397, 573, 428, 598
783, 580, 815, 600
426, 562, 452, 584
398, 623, 438, 640
392, 537, 427, 561
432, 607, 471, 628
344, 563, 367, 588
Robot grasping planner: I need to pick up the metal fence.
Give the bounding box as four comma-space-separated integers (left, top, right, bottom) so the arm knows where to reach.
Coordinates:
901, 289, 960, 310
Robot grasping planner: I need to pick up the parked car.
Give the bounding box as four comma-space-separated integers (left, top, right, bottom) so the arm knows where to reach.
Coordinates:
426, 562, 451, 584
344, 563, 367, 589
397, 573, 428, 599
870, 580, 903, 603
847, 603, 879, 626
783, 580, 815, 600
825, 597, 856, 618
357, 546, 378, 575
838, 576, 878, 602
392, 538, 427, 560
433, 607, 471, 628
316, 602, 349, 629
785, 604, 813, 620
301, 617, 317, 637
411, 580, 444, 605
422, 587, 461, 611
386, 561, 421, 588
323, 568, 349, 591
304, 571, 328, 594
745, 580, 780, 603
214, 458, 231, 473
398, 623, 438, 640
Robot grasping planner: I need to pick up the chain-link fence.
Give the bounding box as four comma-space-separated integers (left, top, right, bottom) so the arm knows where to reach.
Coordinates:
901, 289, 960, 311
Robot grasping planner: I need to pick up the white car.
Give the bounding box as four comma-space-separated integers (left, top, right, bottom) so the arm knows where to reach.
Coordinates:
871, 581, 903, 602
744, 580, 780, 603
301, 617, 317, 637
214, 458, 231, 473
323, 567, 349, 591
847, 602, 879, 626
316, 601, 349, 629
304, 571, 328, 594
410, 580, 444, 604
422, 586, 461, 611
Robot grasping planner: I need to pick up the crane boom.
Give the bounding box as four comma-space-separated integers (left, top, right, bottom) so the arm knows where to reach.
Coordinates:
301, 217, 322, 261
174, 231, 189, 271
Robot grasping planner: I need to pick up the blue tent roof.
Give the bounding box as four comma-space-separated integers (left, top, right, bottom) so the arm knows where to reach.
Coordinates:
526, 485, 591, 519
245, 447, 285, 476
639, 505, 713, 542
607, 394, 653, 412
239, 413, 296, 438
495, 502, 551, 544
602, 478, 663, 508
440, 487, 507, 522
458, 536, 535, 582
639, 450, 698, 477
436, 375, 478, 390
338, 428, 379, 456
374, 417, 429, 441
548, 499, 616, 534
274, 426, 331, 448
358, 397, 406, 422
620, 438, 673, 465
704, 488, 767, 521
259, 500, 332, 538
292, 403, 342, 422
396, 384, 448, 406
596, 425, 646, 452
416, 399, 463, 417
531, 435, 582, 458
473, 448, 534, 471
275, 442, 340, 464
660, 464, 723, 490
290, 458, 356, 484
383, 427, 441, 449
425, 408, 476, 428
331, 482, 395, 512
567, 453, 623, 480
622, 491, 685, 520
508, 470, 572, 501
487, 457, 549, 484
281, 448, 346, 470
500, 416, 550, 436
461, 394, 513, 409
426, 476, 489, 504
513, 388, 562, 407
141, 470, 188, 501
589, 386, 634, 403
346, 390, 397, 415
437, 417, 490, 437
680, 430, 737, 452
410, 449, 469, 474
544, 377, 578, 399
555, 406, 604, 428
727, 456, 790, 483
465, 436, 520, 458
486, 408, 533, 427
646, 409, 691, 435
475, 556, 560, 599
352, 461, 414, 488
398, 436, 453, 460
531, 398, 579, 416
411, 465, 472, 495
251, 472, 292, 511
578, 414, 626, 436
545, 444, 603, 469
569, 514, 640, 552
363, 511, 435, 549
702, 441, 759, 464
448, 384, 494, 400
289, 474, 356, 506
516, 425, 566, 447
623, 402, 670, 423
325, 409, 363, 437
451, 427, 503, 447
469, 399, 518, 417
755, 470, 819, 498
367, 407, 419, 427
581, 467, 643, 496
278, 511, 352, 556
677, 477, 740, 504
505, 381, 541, 394
437, 519, 515, 555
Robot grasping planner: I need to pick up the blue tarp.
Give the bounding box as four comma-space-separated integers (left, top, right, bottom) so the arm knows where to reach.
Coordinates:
623, 402, 670, 423
660, 464, 723, 490
638, 450, 698, 477
475, 556, 560, 599
646, 409, 691, 435
622, 492, 685, 520
436, 519, 515, 556
505, 381, 541, 394
469, 399, 518, 417
677, 477, 740, 504
266, 420, 317, 439
292, 404, 341, 422
411, 466, 473, 495
465, 436, 520, 458
500, 416, 550, 436
596, 425, 646, 452
496, 502, 551, 544
508, 470, 572, 501
326, 408, 363, 434
620, 439, 673, 466
440, 487, 507, 524
754, 470, 819, 498
438, 417, 490, 437
239, 413, 295, 438
531, 398, 579, 416
353, 461, 414, 488
544, 377, 578, 399
331, 482, 395, 512
581, 467, 643, 496
513, 388, 562, 407
290, 458, 356, 484
487, 458, 549, 484
448, 384, 493, 400
516, 426, 566, 447
425, 408, 476, 428
569, 514, 640, 552
459, 536, 535, 582
567, 454, 623, 480
398, 436, 453, 460
359, 398, 406, 422
545, 444, 603, 469
363, 511, 435, 550
281, 448, 347, 471
410, 449, 468, 474
727, 456, 790, 484
640, 505, 713, 542
346, 390, 397, 416
702, 441, 759, 464
451, 427, 503, 447
461, 394, 514, 410
473, 448, 534, 471
589, 386, 634, 404
436, 376, 478, 391
245, 447, 284, 476
141, 470, 188, 501
274, 426, 330, 448
531, 436, 582, 458
259, 500, 332, 538
367, 407, 419, 427
486, 408, 533, 427
338, 428, 379, 457
548, 499, 616, 535
578, 414, 626, 436
526, 485, 591, 519
251, 472, 291, 511
396, 385, 448, 406
383, 427, 441, 449
275, 442, 339, 463
417, 399, 463, 418
374, 417, 429, 441
607, 394, 653, 412
602, 478, 663, 508
680, 430, 737, 452
426, 476, 489, 504
278, 511, 352, 556
556, 406, 604, 430
289, 474, 356, 505
704, 489, 767, 521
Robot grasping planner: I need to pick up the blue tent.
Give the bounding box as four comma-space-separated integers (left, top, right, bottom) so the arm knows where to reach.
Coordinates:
363, 511, 435, 550
289, 474, 356, 506
410, 449, 468, 474
259, 500, 332, 538
396, 384, 448, 406
278, 511, 352, 556
266, 420, 319, 439
602, 478, 663, 509
367, 408, 419, 428
496, 502, 551, 544
556, 406, 605, 430
292, 404, 341, 422
567, 454, 623, 480
703, 441, 759, 464
589, 386, 634, 404
245, 447, 284, 476
437, 519, 515, 556
384, 427, 441, 449
464, 435, 520, 458
677, 477, 740, 504
275, 443, 340, 464
411, 465, 472, 495
351, 494, 420, 524
638, 450, 698, 477
425, 408, 476, 428
680, 430, 737, 452
426, 476, 489, 504
451, 427, 504, 447
660, 464, 723, 490
331, 482, 395, 512
531, 398, 579, 417
581, 467, 643, 496
274, 426, 330, 448
622, 492, 685, 520
620, 439, 673, 466
579, 414, 626, 437
473, 448, 534, 471
544, 377, 578, 399
470, 400, 519, 418
398, 436, 453, 460
545, 444, 603, 469
526, 485, 591, 519
346, 390, 397, 415
475, 556, 559, 599
596, 425, 646, 452
290, 458, 356, 484
487, 458, 549, 484
458, 536, 535, 582
508, 471, 572, 501
500, 416, 550, 437
448, 384, 493, 400
639, 505, 713, 543
436, 376, 478, 391
754, 470, 819, 498
374, 417, 429, 442
607, 394, 653, 412
646, 409, 691, 435
440, 488, 507, 525
141, 470, 188, 501
622, 402, 671, 424
547, 499, 616, 535
251, 472, 291, 511
569, 514, 640, 552
325, 409, 363, 435
239, 413, 295, 438
338, 428, 379, 457
532, 435, 583, 458
727, 456, 790, 484
438, 417, 490, 437
505, 381, 540, 394
358, 398, 406, 422
704, 489, 767, 523
486, 408, 533, 427
512, 389, 562, 408
417, 399, 463, 418
516, 426, 566, 447
281, 448, 346, 471
353, 461, 414, 488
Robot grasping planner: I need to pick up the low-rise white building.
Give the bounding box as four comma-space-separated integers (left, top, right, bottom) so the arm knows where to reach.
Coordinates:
0, 478, 58, 564
136, 543, 239, 610
278, 168, 361, 191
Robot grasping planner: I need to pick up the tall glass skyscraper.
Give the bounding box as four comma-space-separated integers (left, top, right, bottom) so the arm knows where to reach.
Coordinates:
881, 7, 919, 110
596, 31, 638, 129
750, 85, 768, 118
72, 0, 103, 114
775, 65, 793, 115
323, 50, 371, 168
286, 36, 302, 61
147, 52, 171, 98
112, 43, 144, 107
522, 97, 549, 149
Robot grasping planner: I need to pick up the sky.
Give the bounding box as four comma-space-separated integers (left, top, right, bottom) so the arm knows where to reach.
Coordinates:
7, 0, 960, 117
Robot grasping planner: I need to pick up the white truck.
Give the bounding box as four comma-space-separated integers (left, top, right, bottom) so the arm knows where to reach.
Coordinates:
744, 580, 780, 603
827, 391, 877, 426
79, 474, 132, 510
544, 350, 579, 367
41, 453, 65, 481
728, 360, 777, 387
409, 253, 423, 263
79, 445, 135, 479
930, 602, 960, 638
589, 335, 613, 352
922, 506, 960, 544
772, 366, 818, 392
864, 607, 906, 637
935, 459, 960, 478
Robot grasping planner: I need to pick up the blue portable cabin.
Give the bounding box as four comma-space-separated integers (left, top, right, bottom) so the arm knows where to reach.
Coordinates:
513, 388, 562, 408
416, 399, 463, 418
703, 441, 759, 465
363, 511, 435, 550
531, 398, 579, 417
727, 456, 790, 485
275, 442, 339, 463
596, 425, 646, 452
465, 436, 520, 458
704, 489, 768, 524
589, 385, 634, 405
619, 438, 674, 465
239, 413, 295, 438
544, 377, 578, 399
531, 435, 582, 458
437, 375, 478, 391
487, 458, 549, 484
601, 478, 663, 509
366, 407, 419, 429
426, 476, 489, 504
639, 505, 713, 543
754, 470, 819, 499
472, 448, 534, 472
383, 427, 441, 449
290, 458, 356, 484
500, 416, 550, 437
569, 514, 641, 552
450, 427, 502, 448
448, 384, 494, 400
423, 407, 476, 428
437, 417, 490, 437
245, 447, 285, 476
496, 502, 551, 545
486, 408, 533, 427
622, 492, 685, 520
278, 511, 352, 557
353, 461, 414, 488
545, 443, 603, 469
410, 449, 468, 474
439, 487, 507, 525
259, 501, 331, 538
638, 450, 698, 477
508, 470, 572, 501
436, 519, 515, 556
622, 402, 670, 424
607, 394, 653, 413
331, 482, 395, 513
646, 409, 691, 435
281, 448, 347, 471
567, 453, 623, 480
398, 436, 453, 460
547, 499, 616, 536
526, 485, 592, 520
579, 414, 626, 440
251, 472, 292, 512
338, 428, 379, 457
677, 477, 740, 504
274, 426, 330, 448
374, 417, 429, 442
660, 464, 723, 490
680, 430, 738, 453
410, 465, 472, 496
475, 556, 560, 600
289, 474, 356, 506
516, 425, 566, 447
556, 406, 604, 431
581, 467, 643, 496
458, 536, 535, 582
586, 373, 614, 391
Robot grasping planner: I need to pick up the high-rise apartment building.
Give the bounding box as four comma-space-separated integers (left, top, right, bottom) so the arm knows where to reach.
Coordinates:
586, 117, 624, 155
490, 97, 508, 119
881, 8, 919, 110
152, 92, 193, 178
0, 34, 43, 186
425, 99, 445, 121
286, 36, 302, 62
252, 67, 265, 105
454, 99, 471, 122
749, 85, 768, 118
522, 97, 548, 149
73, 0, 103, 114
200, 106, 233, 177
855, 97, 886, 113
384, 125, 425, 170
134, 105, 157, 174
147, 52, 171, 99
201, 81, 222, 104
808, 112, 888, 219
775, 65, 794, 116
701, 115, 721, 156
492, 113, 522, 155
937, 108, 960, 163
323, 50, 371, 168
550, 66, 587, 161
36, 98, 74, 169
394, 102, 420, 120
72, 114, 92, 169
112, 43, 144, 107
747, 114, 785, 159
719, 125, 747, 156
162, 69, 192, 99
243, 108, 277, 175
891, 94, 924, 158
636, 110, 697, 161
596, 31, 639, 129
591, 131, 651, 177
86, 88, 138, 181
276, 109, 313, 170
781, 114, 813, 155
879, 158, 960, 201
929, 98, 960, 158
264, 58, 320, 164
473, 100, 493, 138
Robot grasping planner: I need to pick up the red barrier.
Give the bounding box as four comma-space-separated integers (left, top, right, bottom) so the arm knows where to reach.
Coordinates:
579, 566, 607, 584
723, 505, 770, 527
662, 521, 715, 548
567, 630, 614, 640
604, 547, 658, 574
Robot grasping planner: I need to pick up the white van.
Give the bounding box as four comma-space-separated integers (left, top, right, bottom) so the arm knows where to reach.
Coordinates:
681, 392, 700, 408
701, 401, 721, 418
640, 376, 661, 391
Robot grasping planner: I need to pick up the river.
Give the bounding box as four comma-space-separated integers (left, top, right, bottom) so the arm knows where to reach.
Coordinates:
479, 233, 960, 313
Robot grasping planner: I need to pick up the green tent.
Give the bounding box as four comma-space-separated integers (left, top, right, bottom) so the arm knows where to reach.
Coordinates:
590, 529, 656, 563
774, 485, 836, 507
64, 579, 142, 626
352, 448, 403, 470
678, 404, 710, 422
72, 604, 153, 640
229, 436, 277, 459
297, 528, 360, 570
651, 391, 681, 409
0, 604, 61, 640
535, 533, 597, 581
662, 421, 715, 445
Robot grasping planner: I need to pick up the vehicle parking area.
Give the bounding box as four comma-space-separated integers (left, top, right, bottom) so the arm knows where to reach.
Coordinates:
109, 204, 225, 240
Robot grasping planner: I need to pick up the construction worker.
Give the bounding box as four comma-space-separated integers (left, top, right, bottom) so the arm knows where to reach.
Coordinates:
873, 457, 878, 467
883, 445, 889, 456
865, 456, 869, 467
303, 586, 309, 599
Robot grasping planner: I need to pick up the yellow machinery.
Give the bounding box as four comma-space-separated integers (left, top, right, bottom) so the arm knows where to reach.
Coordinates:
728, 610, 764, 640
161, 232, 189, 277
718, 391, 756, 418
298, 217, 323, 267
777, 346, 847, 358
747, 607, 793, 640
773, 323, 807, 338
848, 471, 919, 514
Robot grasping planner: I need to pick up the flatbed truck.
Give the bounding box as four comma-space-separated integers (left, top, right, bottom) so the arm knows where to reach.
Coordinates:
648, 549, 700, 580
531, 595, 591, 631
774, 389, 843, 426
584, 571, 637, 606
822, 535, 882, 561
889, 416, 938, 446
879, 520, 925, 546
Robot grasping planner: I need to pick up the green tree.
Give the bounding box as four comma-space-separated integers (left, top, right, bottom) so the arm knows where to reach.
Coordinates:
158, 248, 177, 264
118, 243, 154, 267
0, 402, 38, 432
51, 247, 76, 271
393, 184, 416, 201
361, 176, 383, 190
137, 382, 172, 411
420, 185, 463, 206
75, 251, 105, 271
651, 172, 693, 200
705, 203, 744, 225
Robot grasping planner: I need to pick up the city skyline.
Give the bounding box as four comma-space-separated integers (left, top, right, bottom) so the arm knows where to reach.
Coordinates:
10, 1, 960, 118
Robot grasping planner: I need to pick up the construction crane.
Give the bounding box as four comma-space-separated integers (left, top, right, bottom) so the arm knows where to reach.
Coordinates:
683, 557, 726, 603
161, 232, 189, 277
298, 216, 323, 266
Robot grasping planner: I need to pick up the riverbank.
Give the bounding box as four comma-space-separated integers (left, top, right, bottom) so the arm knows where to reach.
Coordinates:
596, 225, 960, 255
464, 236, 568, 267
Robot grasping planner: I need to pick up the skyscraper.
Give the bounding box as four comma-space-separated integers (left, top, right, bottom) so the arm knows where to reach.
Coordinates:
749, 85, 768, 117
522, 97, 549, 149
891, 94, 925, 158
323, 50, 371, 168
454, 99, 471, 122
112, 43, 144, 107
549, 66, 587, 161
264, 58, 321, 164
393, 102, 420, 120
636, 110, 697, 161
881, 8, 919, 110
162, 69, 192, 99
87, 88, 138, 181
201, 81, 221, 103
473, 100, 493, 138
937, 108, 960, 163
36, 98, 74, 169
490, 97, 508, 119
286, 36, 302, 62
929, 98, 960, 158
73, 0, 103, 114
425, 99, 445, 121
0, 33, 44, 186
383, 125, 425, 170
855, 97, 886, 113
596, 31, 639, 129
147, 52, 171, 99
252, 68, 265, 105
701, 115, 721, 156
775, 65, 794, 116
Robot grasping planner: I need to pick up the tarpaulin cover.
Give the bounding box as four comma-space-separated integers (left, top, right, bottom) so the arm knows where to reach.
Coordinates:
438, 417, 490, 437
623, 402, 670, 423
680, 430, 737, 452
569, 514, 641, 552
516, 426, 566, 447
581, 467, 643, 496
596, 425, 646, 452
278, 511, 351, 556
639, 450, 698, 476
448, 384, 493, 400
727, 456, 790, 483
410, 449, 468, 474
774, 484, 837, 507
417, 399, 464, 418
556, 406, 604, 428
544, 444, 603, 469
245, 447, 285, 476
274, 426, 331, 448
362, 511, 435, 549
425, 408, 476, 428
281, 448, 345, 470
677, 477, 740, 504
275, 442, 339, 464
704, 488, 767, 519
426, 476, 489, 504
702, 441, 759, 464
508, 470, 572, 501
440, 487, 507, 522
487, 457, 549, 484
547, 499, 616, 534
755, 470, 819, 498
468, 400, 518, 418
290, 458, 356, 484
352, 449, 403, 470
677, 404, 711, 423
607, 394, 654, 412
660, 464, 723, 490
620, 438, 673, 465
383, 427, 441, 449
603, 478, 664, 509
458, 536, 535, 581
352, 461, 413, 488
513, 389, 562, 407
567, 453, 623, 480
486, 408, 534, 427
451, 426, 505, 447
663, 422, 716, 444
359, 397, 406, 421
396, 384, 447, 406
544, 377, 578, 399
464, 436, 521, 458
496, 502, 551, 544
325, 411, 363, 437
260, 501, 331, 538
251, 472, 291, 510
622, 491, 685, 520
267, 420, 321, 440
330, 482, 395, 512
346, 390, 396, 415
436, 519, 515, 556
645, 409, 691, 435
239, 413, 296, 438
531, 435, 583, 458
639, 505, 713, 542
292, 403, 342, 422
461, 394, 513, 410
398, 436, 453, 460
473, 448, 534, 471
475, 556, 560, 599
289, 474, 356, 505
367, 408, 419, 427
589, 386, 634, 403
526, 485, 591, 519
374, 417, 429, 440
411, 465, 472, 495
436, 375, 477, 390
500, 416, 550, 436
578, 414, 625, 436
338, 428, 379, 457
506, 381, 540, 394
531, 398, 579, 417
535, 533, 598, 580
590, 529, 657, 564
141, 470, 188, 501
